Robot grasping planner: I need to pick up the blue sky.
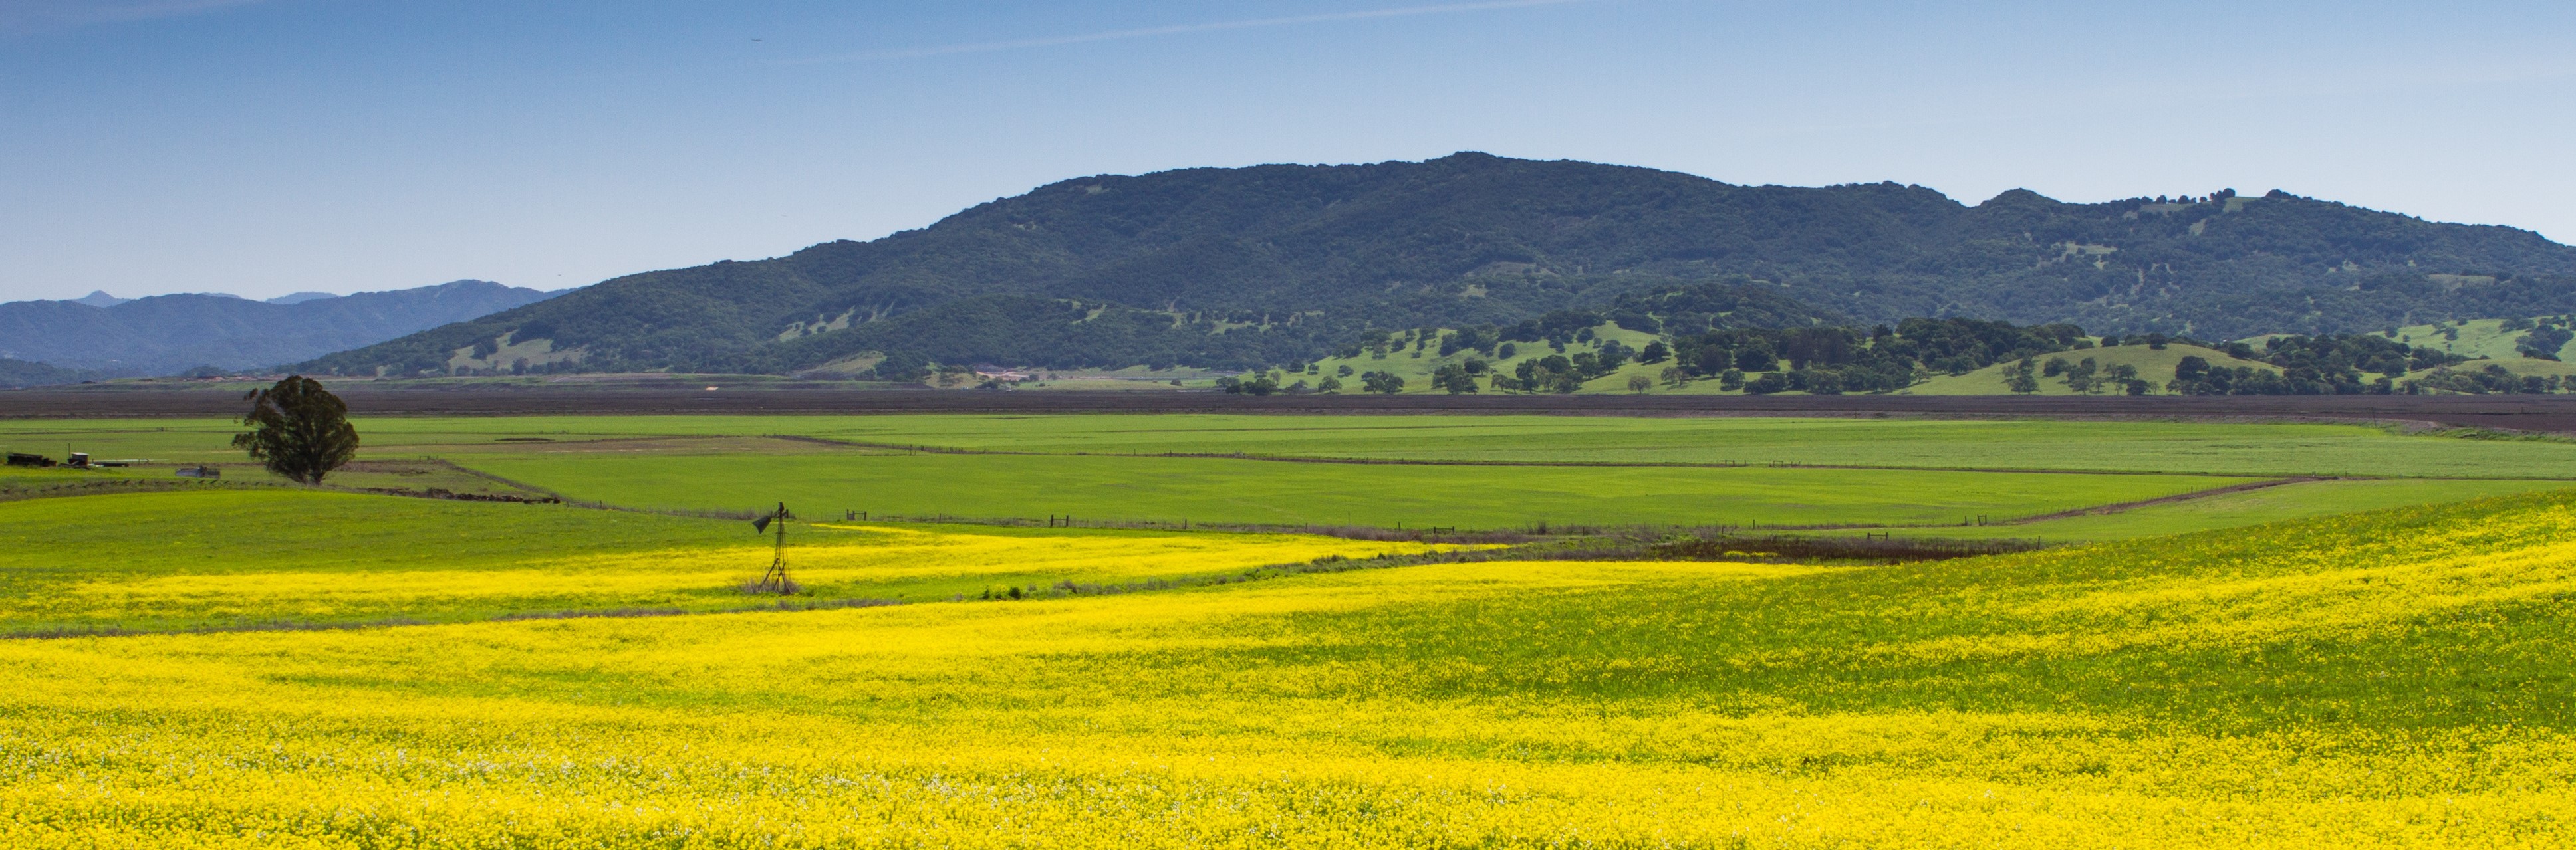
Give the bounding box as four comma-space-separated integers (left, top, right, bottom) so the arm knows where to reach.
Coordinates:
3, 1, 2571, 302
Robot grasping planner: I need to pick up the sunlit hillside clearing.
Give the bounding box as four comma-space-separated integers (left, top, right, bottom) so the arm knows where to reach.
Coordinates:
1904, 342, 2265, 395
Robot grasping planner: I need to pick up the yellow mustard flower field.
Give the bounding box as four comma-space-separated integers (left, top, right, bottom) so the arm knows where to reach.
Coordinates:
3, 488, 2572, 847
0, 489, 1454, 633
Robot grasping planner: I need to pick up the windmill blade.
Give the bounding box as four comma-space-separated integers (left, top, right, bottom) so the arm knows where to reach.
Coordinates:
753, 516, 772, 534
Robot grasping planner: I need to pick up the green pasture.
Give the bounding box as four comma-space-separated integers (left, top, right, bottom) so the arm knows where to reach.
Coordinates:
440, 414, 2576, 478
754, 414, 2576, 478
7, 412, 2568, 540
7, 451, 2575, 845
462, 449, 2255, 529
0, 457, 539, 502
15, 413, 2575, 478
1826, 477, 2572, 542
2235, 317, 2576, 383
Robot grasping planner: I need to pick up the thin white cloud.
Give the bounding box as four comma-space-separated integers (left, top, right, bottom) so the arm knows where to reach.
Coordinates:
0, 0, 267, 32
793, 0, 1598, 64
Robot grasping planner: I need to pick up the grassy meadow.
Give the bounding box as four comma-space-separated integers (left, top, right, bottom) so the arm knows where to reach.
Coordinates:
1832, 477, 2573, 542
2343, 316, 2575, 362
4, 410, 2575, 845
461, 451, 2254, 528
3, 488, 2573, 846
15, 412, 2576, 477
723, 413, 2576, 478
2221, 318, 2576, 385
9, 411, 2571, 539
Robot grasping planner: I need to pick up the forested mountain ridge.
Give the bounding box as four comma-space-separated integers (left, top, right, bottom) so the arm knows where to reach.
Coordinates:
301, 153, 2576, 377
0, 280, 560, 376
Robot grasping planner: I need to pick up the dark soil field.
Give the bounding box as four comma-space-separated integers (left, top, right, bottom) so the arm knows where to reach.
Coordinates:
13, 385, 2576, 432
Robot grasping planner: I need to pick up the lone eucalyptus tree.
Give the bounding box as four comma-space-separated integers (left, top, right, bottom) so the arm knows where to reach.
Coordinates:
232, 375, 360, 484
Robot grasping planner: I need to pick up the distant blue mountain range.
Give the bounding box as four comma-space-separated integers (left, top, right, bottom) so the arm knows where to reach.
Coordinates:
0, 280, 565, 381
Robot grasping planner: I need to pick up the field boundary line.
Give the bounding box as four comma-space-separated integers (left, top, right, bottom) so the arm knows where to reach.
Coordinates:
426, 459, 577, 502
0, 476, 279, 504
765, 435, 2432, 479
1988, 477, 2320, 525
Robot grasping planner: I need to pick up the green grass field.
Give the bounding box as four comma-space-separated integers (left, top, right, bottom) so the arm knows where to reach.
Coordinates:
461, 449, 2256, 528
8, 409, 2576, 844
711, 414, 2576, 478
17, 413, 2575, 478
2336, 316, 2575, 362
2227, 317, 2576, 384
12, 412, 2570, 538
1828, 477, 2573, 542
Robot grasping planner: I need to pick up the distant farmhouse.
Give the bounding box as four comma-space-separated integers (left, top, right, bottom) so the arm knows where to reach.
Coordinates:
971, 364, 1033, 382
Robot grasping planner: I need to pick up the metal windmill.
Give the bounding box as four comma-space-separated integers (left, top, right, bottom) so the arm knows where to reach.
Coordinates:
750, 502, 795, 594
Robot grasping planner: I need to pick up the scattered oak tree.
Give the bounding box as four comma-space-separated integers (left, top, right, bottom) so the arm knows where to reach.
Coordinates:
2519, 325, 2573, 360
2006, 358, 2041, 394
1216, 374, 1279, 395
1430, 364, 1480, 394
232, 375, 360, 484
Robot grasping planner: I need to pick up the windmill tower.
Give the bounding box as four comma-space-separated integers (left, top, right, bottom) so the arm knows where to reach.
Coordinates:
751, 502, 794, 594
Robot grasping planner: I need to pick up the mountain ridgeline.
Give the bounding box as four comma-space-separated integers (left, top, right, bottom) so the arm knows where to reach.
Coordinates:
301, 153, 2576, 377
2, 280, 560, 377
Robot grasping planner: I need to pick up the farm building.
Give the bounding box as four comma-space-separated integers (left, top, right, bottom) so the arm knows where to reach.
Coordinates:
971, 365, 1033, 382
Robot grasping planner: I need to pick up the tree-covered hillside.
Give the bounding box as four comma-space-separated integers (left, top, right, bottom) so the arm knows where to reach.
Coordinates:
302, 154, 2576, 377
